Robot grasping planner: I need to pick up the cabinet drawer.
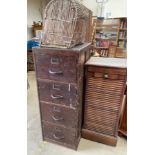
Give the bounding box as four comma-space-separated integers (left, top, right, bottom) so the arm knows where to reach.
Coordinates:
42, 122, 75, 145
88, 66, 127, 80
40, 102, 78, 128
34, 53, 77, 83
38, 80, 78, 108
84, 106, 118, 128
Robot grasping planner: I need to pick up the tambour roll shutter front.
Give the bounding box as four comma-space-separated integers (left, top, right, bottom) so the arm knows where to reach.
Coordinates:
82, 57, 127, 146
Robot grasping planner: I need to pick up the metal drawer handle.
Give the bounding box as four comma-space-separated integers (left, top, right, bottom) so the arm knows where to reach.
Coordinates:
52, 115, 64, 121
53, 133, 64, 140
49, 69, 63, 75
104, 74, 109, 79
51, 94, 64, 99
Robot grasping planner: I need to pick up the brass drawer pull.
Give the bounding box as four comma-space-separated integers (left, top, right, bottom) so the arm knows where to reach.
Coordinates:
49, 69, 63, 75
51, 94, 64, 99
52, 115, 64, 121
53, 133, 64, 140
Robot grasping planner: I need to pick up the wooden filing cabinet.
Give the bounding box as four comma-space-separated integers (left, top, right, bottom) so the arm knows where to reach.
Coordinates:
82, 57, 127, 146
33, 43, 91, 150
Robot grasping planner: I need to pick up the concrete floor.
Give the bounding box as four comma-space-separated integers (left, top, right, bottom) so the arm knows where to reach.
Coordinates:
27, 71, 127, 155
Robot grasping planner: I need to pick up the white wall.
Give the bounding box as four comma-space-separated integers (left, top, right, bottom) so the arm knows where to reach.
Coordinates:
81, 0, 127, 17
27, 0, 42, 39
27, 0, 42, 26
104, 0, 127, 18
27, 0, 98, 39
81, 0, 98, 16
27, 0, 127, 39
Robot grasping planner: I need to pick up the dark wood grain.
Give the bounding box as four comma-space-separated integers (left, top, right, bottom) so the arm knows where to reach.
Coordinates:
34, 53, 77, 83
82, 129, 117, 146
42, 121, 76, 146
40, 102, 78, 128
38, 80, 78, 108
33, 43, 91, 150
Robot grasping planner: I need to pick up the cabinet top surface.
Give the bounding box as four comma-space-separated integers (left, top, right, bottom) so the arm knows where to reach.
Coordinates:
86, 57, 127, 68
33, 43, 91, 52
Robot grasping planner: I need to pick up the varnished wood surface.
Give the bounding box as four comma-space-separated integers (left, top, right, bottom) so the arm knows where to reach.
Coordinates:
82, 129, 117, 146
42, 121, 77, 147
82, 58, 126, 146
40, 102, 78, 128
38, 80, 77, 107
33, 43, 91, 150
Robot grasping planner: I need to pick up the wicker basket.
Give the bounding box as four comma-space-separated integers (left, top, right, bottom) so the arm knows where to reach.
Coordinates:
41, 0, 92, 48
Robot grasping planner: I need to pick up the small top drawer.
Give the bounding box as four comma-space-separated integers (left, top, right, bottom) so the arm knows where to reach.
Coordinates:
87, 66, 127, 80
34, 53, 77, 83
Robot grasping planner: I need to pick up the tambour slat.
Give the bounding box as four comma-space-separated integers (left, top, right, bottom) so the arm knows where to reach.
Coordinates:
86, 92, 121, 101
87, 78, 124, 95
88, 77, 125, 84
86, 91, 121, 99
88, 78, 124, 87
84, 121, 116, 136
85, 102, 119, 112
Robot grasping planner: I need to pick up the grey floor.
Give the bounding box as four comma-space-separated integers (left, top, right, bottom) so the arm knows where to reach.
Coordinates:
27, 71, 127, 155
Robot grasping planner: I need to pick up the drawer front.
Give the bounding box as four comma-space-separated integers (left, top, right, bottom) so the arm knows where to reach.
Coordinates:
42, 122, 75, 145
38, 80, 78, 108
40, 102, 78, 128
88, 66, 127, 80
34, 53, 77, 83
84, 106, 118, 128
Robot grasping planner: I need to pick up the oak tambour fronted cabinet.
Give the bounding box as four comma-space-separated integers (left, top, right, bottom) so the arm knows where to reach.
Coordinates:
82, 57, 127, 146
33, 43, 91, 150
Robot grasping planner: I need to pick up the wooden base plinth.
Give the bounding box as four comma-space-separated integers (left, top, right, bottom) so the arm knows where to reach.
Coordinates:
82, 129, 117, 146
